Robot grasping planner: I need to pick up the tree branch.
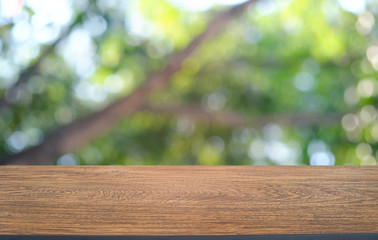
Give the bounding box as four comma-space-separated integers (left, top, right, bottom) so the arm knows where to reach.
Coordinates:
0, 14, 82, 112
1, 1, 255, 165
143, 105, 342, 128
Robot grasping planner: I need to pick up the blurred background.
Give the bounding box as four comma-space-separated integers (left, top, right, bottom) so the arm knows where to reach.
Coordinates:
0, 0, 377, 165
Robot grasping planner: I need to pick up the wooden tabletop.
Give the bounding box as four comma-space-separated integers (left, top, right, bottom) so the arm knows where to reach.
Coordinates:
0, 166, 377, 236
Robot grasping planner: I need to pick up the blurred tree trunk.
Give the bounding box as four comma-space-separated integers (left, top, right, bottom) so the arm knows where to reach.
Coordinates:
0, 0, 255, 165
143, 105, 342, 128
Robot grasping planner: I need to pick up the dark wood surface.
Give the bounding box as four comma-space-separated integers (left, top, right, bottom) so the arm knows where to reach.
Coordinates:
0, 166, 377, 235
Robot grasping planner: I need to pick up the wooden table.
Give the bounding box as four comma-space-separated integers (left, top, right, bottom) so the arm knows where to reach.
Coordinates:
0, 166, 377, 239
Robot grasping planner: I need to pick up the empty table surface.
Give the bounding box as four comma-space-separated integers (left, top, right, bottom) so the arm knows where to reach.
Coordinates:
0, 166, 377, 236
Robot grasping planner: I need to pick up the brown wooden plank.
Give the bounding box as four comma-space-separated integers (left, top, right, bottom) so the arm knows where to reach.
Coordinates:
0, 166, 377, 235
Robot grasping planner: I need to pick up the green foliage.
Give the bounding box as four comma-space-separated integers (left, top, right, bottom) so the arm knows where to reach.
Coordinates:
0, 0, 377, 166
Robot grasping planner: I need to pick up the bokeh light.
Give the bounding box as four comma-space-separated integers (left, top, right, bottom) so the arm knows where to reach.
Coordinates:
0, 0, 377, 166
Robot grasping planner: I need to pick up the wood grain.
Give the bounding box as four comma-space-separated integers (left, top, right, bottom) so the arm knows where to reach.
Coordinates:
0, 166, 377, 235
